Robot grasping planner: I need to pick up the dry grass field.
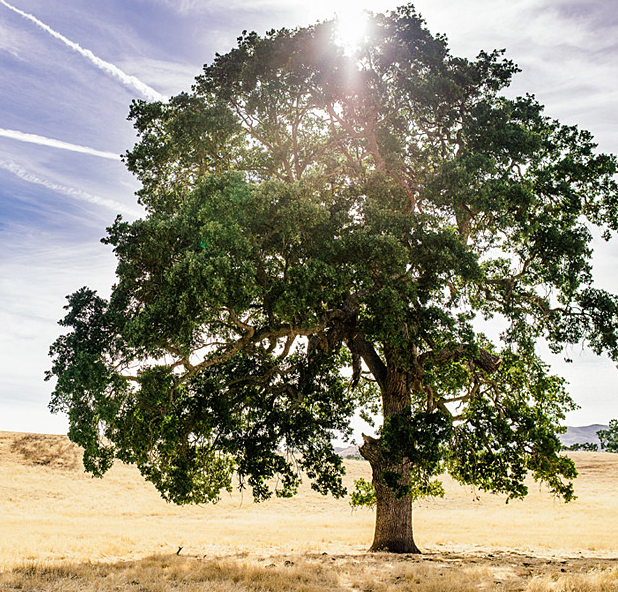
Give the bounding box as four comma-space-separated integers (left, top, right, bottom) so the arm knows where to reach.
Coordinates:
1, 431, 617, 591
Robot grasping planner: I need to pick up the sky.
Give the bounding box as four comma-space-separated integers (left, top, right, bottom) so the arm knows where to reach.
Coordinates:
1, 0, 617, 435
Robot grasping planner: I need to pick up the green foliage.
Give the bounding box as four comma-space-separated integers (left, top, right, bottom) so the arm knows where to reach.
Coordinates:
598, 420, 618, 453
446, 350, 578, 501
378, 410, 451, 498
564, 442, 598, 452
350, 477, 376, 508
350, 475, 445, 509
48, 4, 618, 520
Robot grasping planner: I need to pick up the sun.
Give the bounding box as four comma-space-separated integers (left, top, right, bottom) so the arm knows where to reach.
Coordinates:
335, 7, 368, 54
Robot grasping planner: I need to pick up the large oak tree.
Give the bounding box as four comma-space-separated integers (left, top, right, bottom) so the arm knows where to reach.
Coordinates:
48, 5, 618, 553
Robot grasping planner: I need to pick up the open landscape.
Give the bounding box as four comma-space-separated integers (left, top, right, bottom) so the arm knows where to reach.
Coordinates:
1, 431, 617, 591
3, 0, 618, 590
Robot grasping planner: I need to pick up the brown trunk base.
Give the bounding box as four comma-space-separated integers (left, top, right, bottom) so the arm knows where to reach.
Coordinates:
369, 540, 421, 554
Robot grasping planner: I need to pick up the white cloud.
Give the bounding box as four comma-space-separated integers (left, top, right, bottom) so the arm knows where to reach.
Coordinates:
0, 128, 121, 160
0, 18, 27, 58
0, 0, 166, 101
0, 227, 117, 434
0, 159, 141, 217
137, 0, 397, 21
146, 0, 204, 14
118, 57, 203, 97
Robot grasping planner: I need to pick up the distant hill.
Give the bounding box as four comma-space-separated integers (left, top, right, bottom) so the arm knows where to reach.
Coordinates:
336, 425, 610, 457
559, 424, 608, 448
334, 445, 360, 458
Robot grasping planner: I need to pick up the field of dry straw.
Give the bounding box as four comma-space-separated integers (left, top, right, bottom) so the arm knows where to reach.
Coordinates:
1, 431, 617, 591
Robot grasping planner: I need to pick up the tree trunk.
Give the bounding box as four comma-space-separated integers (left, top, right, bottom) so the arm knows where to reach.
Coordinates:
360, 436, 420, 553
358, 364, 420, 553
360, 434, 420, 553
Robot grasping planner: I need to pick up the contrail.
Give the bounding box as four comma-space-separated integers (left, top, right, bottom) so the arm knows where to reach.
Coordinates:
0, 0, 165, 102
0, 128, 121, 160
0, 160, 141, 217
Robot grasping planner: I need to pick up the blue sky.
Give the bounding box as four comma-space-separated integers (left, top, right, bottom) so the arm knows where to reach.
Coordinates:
1, 0, 617, 434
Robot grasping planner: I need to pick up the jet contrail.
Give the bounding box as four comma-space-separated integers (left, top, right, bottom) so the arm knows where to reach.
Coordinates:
0, 160, 141, 217
0, 128, 121, 160
0, 0, 165, 102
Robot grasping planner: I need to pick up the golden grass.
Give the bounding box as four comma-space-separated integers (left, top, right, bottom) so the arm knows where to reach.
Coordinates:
0, 555, 341, 592
3, 553, 618, 592
526, 567, 618, 592
1, 431, 617, 591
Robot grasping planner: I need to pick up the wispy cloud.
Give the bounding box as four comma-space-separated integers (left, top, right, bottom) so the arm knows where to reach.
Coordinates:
0, 227, 116, 433
0, 0, 166, 102
0, 160, 140, 217
0, 128, 121, 160
148, 0, 393, 15
119, 57, 202, 97
146, 0, 204, 15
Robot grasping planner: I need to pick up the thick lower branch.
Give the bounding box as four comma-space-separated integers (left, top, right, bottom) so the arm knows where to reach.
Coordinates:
359, 433, 381, 464
348, 335, 388, 391
422, 344, 502, 373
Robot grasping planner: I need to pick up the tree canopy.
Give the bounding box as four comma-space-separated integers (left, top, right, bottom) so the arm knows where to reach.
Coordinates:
48, 5, 618, 552
598, 420, 618, 452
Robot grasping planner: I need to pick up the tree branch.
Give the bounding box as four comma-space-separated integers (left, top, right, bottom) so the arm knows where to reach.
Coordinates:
422, 344, 502, 373
347, 333, 388, 391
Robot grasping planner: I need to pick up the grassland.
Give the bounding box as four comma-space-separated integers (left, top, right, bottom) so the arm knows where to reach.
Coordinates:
1, 431, 617, 591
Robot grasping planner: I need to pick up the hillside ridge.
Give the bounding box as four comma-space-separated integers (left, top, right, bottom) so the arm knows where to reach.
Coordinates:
335, 424, 611, 456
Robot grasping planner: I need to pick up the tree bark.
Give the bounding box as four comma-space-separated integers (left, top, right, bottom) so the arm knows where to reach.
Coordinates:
360, 435, 420, 553
359, 366, 421, 554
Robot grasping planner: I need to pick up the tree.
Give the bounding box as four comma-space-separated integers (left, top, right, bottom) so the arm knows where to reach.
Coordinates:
563, 442, 598, 452
47, 5, 618, 553
598, 420, 618, 452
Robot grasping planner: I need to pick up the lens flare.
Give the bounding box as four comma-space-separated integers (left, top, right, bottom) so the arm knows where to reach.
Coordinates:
335, 7, 368, 53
